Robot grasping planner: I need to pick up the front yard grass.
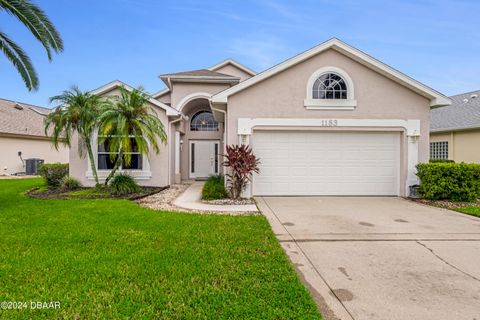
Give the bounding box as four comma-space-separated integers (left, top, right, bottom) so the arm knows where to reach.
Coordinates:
0, 179, 321, 319
453, 206, 480, 217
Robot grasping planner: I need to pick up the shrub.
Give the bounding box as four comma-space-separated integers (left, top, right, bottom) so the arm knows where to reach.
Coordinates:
223, 144, 260, 199
202, 175, 228, 200
38, 163, 69, 188
61, 176, 82, 190
416, 162, 480, 201
429, 159, 454, 163
109, 173, 139, 195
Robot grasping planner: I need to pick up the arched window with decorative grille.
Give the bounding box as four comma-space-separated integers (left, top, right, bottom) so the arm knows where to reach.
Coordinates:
190, 111, 219, 131
312, 73, 348, 99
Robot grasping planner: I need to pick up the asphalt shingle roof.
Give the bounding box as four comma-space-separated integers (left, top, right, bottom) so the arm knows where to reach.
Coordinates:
431, 90, 480, 132
160, 69, 237, 78
0, 98, 52, 137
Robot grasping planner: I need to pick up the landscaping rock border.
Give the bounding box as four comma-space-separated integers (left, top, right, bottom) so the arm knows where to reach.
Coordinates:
406, 197, 480, 210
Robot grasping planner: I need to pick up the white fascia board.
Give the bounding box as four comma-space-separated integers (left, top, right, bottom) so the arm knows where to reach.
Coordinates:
152, 87, 170, 98
430, 125, 480, 133
209, 59, 257, 76
211, 38, 450, 107
90, 80, 179, 116
237, 118, 420, 136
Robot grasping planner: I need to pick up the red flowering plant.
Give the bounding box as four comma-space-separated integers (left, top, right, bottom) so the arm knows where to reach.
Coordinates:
222, 144, 260, 199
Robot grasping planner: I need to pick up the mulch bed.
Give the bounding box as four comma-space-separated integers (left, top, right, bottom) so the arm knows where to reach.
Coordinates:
407, 197, 480, 209
27, 186, 167, 200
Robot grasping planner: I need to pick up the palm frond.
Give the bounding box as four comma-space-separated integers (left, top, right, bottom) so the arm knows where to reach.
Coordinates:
0, 0, 63, 60
0, 31, 38, 90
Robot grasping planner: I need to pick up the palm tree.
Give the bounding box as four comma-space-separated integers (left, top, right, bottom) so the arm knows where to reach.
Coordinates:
45, 86, 103, 184
98, 86, 167, 185
0, 0, 63, 90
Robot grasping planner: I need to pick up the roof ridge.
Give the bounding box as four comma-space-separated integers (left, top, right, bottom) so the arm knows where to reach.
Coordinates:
449, 89, 480, 98
0, 97, 49, 110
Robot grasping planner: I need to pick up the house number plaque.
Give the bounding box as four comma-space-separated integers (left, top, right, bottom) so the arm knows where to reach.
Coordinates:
320, 119, 338, 127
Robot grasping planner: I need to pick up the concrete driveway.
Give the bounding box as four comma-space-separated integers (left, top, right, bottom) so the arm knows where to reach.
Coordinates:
256, 197, 480, 320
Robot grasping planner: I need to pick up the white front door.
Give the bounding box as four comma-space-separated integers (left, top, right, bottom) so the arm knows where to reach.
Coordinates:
189, 140, 219, 179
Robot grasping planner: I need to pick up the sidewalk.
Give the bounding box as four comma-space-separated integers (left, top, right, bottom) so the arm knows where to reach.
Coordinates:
173, 181, 258, 213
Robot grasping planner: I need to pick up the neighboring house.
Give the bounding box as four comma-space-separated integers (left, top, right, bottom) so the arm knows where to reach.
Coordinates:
430, 90, 480, 163
70, 38, 450, 196
0, 98, 69, 175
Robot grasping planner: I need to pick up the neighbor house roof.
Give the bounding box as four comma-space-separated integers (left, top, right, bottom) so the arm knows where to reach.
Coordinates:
89, 80, 180, 116
211, 38, 451, 107
430, 90, 480, 132
0, 98, 52, 138
153, 59, 255, 98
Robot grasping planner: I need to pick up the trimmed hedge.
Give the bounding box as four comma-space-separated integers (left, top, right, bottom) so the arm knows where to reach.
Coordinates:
202, 175, 228, 200
416, 162, 480, 201
38, 163, 69, 188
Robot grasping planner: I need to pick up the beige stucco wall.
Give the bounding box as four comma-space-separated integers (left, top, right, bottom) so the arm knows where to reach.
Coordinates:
225, 48, 431, 196
0, 134, 68, 175
213, 64, 253, 82
431, 130, 480, 163
69, 87, 170, 187
155, 91, 171, 105
171, 82, 231, 110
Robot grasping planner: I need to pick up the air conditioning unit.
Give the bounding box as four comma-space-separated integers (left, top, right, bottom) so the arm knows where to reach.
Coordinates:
25, 158, 44, 175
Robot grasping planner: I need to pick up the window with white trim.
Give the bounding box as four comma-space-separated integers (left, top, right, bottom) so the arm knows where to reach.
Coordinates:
304, 66, 356, 109
190, 111, 218, 131
313, 73, 348, 99
430, 141, 448, 160
97, 137, 143, 170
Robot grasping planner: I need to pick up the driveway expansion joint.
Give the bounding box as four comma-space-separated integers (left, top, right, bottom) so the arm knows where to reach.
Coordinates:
416, 241, 480, 282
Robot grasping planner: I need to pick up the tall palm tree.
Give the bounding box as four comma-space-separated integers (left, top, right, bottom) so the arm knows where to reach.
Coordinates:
0, 0, 63, 90
45, 86, 103, 184
98, 86, 167, 185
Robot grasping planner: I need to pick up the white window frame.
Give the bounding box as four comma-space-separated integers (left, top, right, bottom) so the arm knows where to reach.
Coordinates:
430, 141, 449, 160
304, 66, 357, 110
86, 130, 151, 180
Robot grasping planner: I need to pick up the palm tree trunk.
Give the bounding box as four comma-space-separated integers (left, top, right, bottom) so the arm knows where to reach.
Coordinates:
84, 139, 99, 185
104, 149, 123, 185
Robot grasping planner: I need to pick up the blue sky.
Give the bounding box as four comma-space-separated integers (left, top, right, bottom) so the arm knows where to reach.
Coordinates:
1, 0, 479, 107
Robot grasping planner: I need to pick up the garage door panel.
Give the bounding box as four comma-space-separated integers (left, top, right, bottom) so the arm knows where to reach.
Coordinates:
252, 131, 400, 196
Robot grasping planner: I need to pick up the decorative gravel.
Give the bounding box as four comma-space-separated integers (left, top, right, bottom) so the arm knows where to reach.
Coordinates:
407, 197, 480, 209
137, 182, 192, 212
203, 198, 255, 205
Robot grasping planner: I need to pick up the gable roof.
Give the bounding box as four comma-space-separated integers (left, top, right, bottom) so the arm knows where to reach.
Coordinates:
160, 69, 238, 79
152, 59, 255, 99
431, 90, 480, 132
209, 58, 257, 76
90, 80, 179, 116
159, 69, 240, 89
0, 98, 52, 138
211, 38, 450, 107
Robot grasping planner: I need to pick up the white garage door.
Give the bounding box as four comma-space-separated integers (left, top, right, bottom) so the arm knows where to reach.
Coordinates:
252, 131, 400, 196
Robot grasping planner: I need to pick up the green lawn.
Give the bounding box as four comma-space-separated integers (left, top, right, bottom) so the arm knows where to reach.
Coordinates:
454, 206, 480, 217
0, 179, 321, 319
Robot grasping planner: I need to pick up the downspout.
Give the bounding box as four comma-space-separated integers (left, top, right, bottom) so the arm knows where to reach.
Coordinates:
168, 115, 186, 185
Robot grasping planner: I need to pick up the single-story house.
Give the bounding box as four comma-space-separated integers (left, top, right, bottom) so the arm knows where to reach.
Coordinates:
0, 98, 69, 175
70, 38, 450, 196
430, 90, 480, 163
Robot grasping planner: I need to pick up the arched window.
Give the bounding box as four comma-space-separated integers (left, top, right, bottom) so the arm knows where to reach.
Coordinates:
312, 73, 347, 99
190, 111, 219, 131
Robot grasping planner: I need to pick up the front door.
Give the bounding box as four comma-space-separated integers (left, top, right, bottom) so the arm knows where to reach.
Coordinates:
189, 140, 219, 179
